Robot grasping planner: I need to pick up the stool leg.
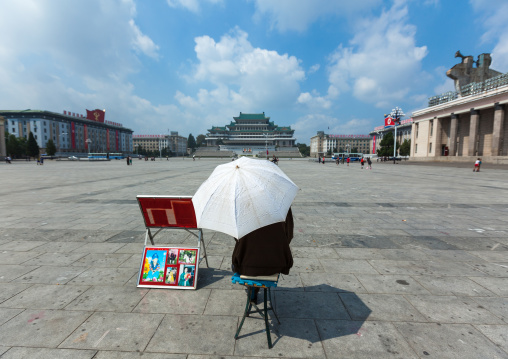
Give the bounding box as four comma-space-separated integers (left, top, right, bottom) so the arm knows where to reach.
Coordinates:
264, 288, 273, 349
235, 286, 252, 340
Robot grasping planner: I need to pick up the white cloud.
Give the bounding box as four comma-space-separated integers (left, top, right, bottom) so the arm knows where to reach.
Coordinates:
177, 28, 306, 122
166, 0, 223, 13
297, 91, 331, 110
292, 114, 372, 144
253, 0, 381, 32
129, 20, 160, 59
309, 64, 320, 74
470, 0, 508, 72
326, 1, 428, 108
0, 0, 171, 133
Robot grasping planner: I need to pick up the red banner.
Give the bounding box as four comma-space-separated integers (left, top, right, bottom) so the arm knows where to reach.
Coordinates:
385, 117, 394, 127
115, 130, 119, 151
86, 109, 105, 123
84, 125, 88, 149
107, 129, 110, 151
372, 135, 376, 153
71, 122, 76, 149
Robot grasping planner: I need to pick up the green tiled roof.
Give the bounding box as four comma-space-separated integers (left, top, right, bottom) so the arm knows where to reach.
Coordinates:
233, 112, 270, 120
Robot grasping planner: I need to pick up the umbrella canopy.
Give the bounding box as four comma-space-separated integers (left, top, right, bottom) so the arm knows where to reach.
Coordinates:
192, 157, 298, 239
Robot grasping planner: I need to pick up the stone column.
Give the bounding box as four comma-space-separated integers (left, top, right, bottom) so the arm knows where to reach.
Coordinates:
434, 117, 442, 156
0, 117, 6, 157
492, 104, 505, 156
449, 114, 458, 156
468, 109, 479, 156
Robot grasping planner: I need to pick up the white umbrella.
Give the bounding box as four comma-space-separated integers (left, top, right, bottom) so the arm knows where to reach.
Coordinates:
192, 157, 298, 239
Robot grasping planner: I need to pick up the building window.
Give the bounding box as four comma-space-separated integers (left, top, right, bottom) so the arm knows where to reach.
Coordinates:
416, 124, 419, 138
430, 120, 433, 136
429, 143, 432, 153
415, 144, 417, 153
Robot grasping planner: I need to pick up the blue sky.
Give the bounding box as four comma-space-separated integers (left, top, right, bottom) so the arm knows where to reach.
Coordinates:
1, 0, 507, 144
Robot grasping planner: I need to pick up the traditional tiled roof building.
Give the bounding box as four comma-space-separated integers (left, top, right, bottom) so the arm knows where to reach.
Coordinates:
205, 112, 296, 153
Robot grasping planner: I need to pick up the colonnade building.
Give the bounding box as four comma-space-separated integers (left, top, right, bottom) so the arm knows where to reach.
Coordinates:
411, 52, 508, 163
0, 109, 133, 155
310, 132, 371, 158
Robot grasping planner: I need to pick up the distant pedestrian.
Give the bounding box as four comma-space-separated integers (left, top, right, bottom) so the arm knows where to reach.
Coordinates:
129, 156, 132, 165
126, 156, 130, 166
346, 157, 350, 166
322, 156, 325, 164
473, 158, 481, 172
367, 157, 372, 169
40, 157, 44, 165
360, 157, 365, 169
318, 156, 321, 164
37, 157, 40, 165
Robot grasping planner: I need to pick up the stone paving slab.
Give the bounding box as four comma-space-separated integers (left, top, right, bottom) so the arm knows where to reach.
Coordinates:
0, 159, 507, 358
59, 312, 164, 352
316, 320, 419, 359
394, 322, 508, 359
0, 347, 97, 359
145, 315, 237, 355
0, 309, 92, 347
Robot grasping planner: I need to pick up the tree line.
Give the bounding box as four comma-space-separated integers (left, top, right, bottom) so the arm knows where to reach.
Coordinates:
5, 131, 53, 159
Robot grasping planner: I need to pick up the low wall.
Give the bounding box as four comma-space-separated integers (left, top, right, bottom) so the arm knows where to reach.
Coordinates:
410, 156, 508, 165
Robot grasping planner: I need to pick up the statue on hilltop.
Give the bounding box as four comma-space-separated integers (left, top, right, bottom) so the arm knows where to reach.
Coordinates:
446, 51, 502, 96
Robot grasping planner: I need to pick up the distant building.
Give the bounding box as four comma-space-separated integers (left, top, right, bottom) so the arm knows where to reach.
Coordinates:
310, 132, 371, 158
0, 109, 133, 154
206, 112, 296, 155
411, 52, 508, 163
369, 118, 413, 155
133, 132, 187, 156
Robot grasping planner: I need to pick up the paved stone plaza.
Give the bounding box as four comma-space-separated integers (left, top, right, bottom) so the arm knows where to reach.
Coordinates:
0, 158, 507, 359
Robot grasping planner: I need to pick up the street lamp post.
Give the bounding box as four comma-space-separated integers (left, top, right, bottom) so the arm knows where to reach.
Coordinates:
264, 133, 268, 160
389, 107, 405, 164
85, 138, 92, 158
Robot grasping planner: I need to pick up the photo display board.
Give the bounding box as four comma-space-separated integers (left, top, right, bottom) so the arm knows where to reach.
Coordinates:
138, 246, 199, 290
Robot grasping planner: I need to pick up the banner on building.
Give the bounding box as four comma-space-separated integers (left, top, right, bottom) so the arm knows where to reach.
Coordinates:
84, 125, 88, 149
86, 109, 105, 123
106, 129, 110, 151
115, 130, 119, 151
71, 122, 76, 149
372, 135, 376, 154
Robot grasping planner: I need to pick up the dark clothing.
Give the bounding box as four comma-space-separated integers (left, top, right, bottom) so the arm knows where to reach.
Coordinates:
232, 208, 294, 276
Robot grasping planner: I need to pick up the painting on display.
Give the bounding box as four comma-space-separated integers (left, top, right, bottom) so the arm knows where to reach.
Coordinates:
138, 246, 199, 290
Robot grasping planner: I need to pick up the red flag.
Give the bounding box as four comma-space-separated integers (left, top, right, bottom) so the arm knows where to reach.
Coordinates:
385, 116, 394, 127
86, 109, 105, 123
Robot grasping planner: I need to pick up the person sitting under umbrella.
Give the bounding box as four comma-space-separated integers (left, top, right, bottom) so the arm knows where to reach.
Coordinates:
231, 208, 294, 302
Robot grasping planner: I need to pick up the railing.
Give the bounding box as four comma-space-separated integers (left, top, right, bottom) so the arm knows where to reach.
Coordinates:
428, 73, 508, 107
